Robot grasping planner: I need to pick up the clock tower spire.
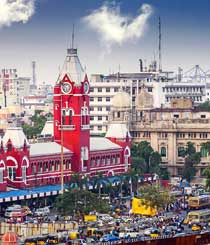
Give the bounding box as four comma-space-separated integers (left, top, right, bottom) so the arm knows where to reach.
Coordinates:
54, 47, 90, 173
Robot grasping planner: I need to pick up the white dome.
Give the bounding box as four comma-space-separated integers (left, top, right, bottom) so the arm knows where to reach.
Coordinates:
112, 91, 130, 109
135, 88, 153, 110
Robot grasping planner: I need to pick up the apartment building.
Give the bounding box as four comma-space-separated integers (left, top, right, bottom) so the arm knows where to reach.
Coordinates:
0, 69, 30, 107
90, 69, 207, 135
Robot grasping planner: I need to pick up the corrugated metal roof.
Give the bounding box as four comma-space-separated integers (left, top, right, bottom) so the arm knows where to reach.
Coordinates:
30, 142, 72, 157
90, 137, 121, 151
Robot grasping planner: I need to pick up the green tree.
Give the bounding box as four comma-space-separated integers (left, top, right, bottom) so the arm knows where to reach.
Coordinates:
197, 101, 210, 112
203, 166, 210, 190
55, 189, 109, 215
139, 184, 174, 210
182, 142, 201, 182
22, 110, 49, 138
131, 141, 162, 175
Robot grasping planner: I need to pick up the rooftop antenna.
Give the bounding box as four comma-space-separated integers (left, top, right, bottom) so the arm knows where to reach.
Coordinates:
71, 24, 75, 49
158, 17, 162, 72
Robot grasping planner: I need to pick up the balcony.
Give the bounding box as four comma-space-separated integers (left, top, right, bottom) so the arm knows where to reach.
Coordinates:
59, 125, 75, 130
81, 125, 90, 130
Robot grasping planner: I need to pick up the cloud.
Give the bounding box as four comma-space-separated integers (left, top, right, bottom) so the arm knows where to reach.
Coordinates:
83, 2, 153, 51
0, 0, 35, 28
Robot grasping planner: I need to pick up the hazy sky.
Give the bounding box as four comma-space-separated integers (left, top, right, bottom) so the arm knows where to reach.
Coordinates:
0, 0, 210, 84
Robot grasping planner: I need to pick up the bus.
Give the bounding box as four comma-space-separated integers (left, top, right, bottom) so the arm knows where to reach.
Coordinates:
187, 209, 210, 224
188, 195, 210, 209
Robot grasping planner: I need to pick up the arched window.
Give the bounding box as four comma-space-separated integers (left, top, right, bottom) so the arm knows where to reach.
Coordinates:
201, 147, 208, 158
69, 109, 74, 125
62, 109, 66, 125
161, 147, 167, 157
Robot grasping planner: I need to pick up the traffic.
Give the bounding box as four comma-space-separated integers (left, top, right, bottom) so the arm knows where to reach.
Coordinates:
2, 184, 210, 244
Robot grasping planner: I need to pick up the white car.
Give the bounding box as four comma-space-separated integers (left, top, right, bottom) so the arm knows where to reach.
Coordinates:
34, 207, 50, 216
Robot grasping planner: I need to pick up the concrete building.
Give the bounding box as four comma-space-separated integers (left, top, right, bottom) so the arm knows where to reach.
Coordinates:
0, 69, 30, 107
111, 87, 210, 178
90, 67, 207, 135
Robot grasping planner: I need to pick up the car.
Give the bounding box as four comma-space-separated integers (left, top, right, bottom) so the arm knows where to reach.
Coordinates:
173, 232, 186, 237
34, 207, 50, 216
144, 228, 154, 236
100, 234, 120, 242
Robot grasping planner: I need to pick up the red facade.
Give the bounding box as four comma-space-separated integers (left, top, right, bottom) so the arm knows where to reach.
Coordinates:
0, 48, 131, 191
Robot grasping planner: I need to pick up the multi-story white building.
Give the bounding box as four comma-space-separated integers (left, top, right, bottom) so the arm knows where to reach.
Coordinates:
0, 69, 30, 107
90, 68, 207, 135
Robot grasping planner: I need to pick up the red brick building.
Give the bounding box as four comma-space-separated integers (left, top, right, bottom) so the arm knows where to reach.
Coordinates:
0, 48, 131, 191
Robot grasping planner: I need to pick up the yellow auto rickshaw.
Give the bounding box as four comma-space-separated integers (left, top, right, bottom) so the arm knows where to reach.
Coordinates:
191, 223, 202, 231
69, 231, 79, 240
24, 237, 37, 245
47, 234, 58, 245
150, 229, 161, 238
36, 236, 48, 245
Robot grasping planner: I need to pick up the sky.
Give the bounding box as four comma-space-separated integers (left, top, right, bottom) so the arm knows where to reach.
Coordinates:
0, 0, 210, 84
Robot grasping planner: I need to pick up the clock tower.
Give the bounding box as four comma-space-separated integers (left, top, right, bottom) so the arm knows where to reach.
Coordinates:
54, 48, 90, 173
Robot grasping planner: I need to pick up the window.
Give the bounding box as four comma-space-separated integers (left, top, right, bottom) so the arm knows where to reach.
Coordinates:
90, 87, 94, 92
98, 107, 102, 111
90, 106, 94, 111
106, 106, 110, 111
90, 116, 94, 121
0, 169, 3, 183
161, 147, 167, 157
98, 88, 102, 92
98, 125, 102, 131
98, 97, 102, 102
106, 88, 110, 92
178, 147, 185, 157
148, 87, 152, 92
8, 167, 16, 181
174, 114, 179, 118
62, 109, 66, 125
90, 97, 94, 102
114, 88, 118, 92
98, 116, 102, 121
22, 166, 26, 182
201, 147, 208, 158
69, 109, 73, 125
106, 97, 110, 102
117, 112, 120, 118
201, 115, 206, 119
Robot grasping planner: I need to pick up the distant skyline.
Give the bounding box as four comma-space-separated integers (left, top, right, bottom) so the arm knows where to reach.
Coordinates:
0, 0, 210, 84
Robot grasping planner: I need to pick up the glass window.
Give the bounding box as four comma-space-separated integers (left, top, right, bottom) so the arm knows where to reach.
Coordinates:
106, 88, 110, 92
90, 97, 94, 102
90, 87, 94, 92
106, 97, 110, 102
114, 88, 118, 92
178, 147, 185, 157
98, 107, 102, 111
106, 106, 110, 111
98, 116, 102, 121
98, 88, 102, 92
22, 167, 26, 182
201, 147, 208, 158
90, 116, 94, 121
98, 97, 102, 102
161, 147, 167, 157
98, 126, 102, 131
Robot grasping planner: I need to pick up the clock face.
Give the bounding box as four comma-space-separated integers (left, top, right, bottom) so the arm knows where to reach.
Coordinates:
61, 82, 72, 94
84, 81, 89, 94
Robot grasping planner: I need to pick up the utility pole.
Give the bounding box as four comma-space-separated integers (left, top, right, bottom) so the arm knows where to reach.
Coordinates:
158, 17, 162, 72
60, 94, 64, 195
